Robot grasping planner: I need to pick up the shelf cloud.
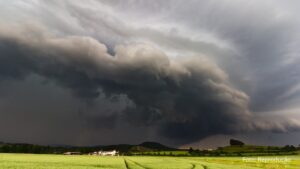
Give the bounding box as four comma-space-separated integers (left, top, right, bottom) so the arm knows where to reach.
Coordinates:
0, 0, 300, 146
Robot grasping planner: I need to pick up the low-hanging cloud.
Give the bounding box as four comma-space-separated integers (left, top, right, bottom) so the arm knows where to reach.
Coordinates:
0, 22, 299, 144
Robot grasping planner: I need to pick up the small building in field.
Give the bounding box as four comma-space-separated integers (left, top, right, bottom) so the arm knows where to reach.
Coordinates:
89, 150, 119, 156
63, 152, 81, 155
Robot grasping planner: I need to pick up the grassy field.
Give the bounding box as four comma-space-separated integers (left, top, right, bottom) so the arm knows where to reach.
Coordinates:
0, 153, 299, 169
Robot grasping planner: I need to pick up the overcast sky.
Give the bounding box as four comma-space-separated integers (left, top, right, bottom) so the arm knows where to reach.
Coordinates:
0, 0, 300, 147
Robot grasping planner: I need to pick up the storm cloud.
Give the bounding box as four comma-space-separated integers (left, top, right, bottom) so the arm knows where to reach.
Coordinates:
0, 0, 300, 146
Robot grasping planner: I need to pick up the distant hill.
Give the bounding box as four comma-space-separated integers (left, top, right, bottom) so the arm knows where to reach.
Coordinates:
229, 139, 244, 146
1, 140, 299, 156
98, 141, 176, 152
0, 141, 177, 154
138, 142, 175, 150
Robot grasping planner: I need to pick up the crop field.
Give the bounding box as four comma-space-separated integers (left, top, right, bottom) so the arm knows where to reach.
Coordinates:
0, 153, 299, 169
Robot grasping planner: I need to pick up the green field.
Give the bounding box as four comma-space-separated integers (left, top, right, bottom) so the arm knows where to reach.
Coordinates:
0, 153, 299, 169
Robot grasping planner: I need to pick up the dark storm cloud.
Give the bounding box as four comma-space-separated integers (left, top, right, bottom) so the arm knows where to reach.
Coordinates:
0, 23, 299, 144
1, 0, 300, 145
91, 0, 300, 113
157, 0, 300, 112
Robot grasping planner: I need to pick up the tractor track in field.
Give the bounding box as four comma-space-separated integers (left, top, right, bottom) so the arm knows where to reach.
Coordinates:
201, 164, 208, 169
124, 158, 151, 169
190, 163, 208, 169
124, 159, 129, 169
127, 159, 151, 169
